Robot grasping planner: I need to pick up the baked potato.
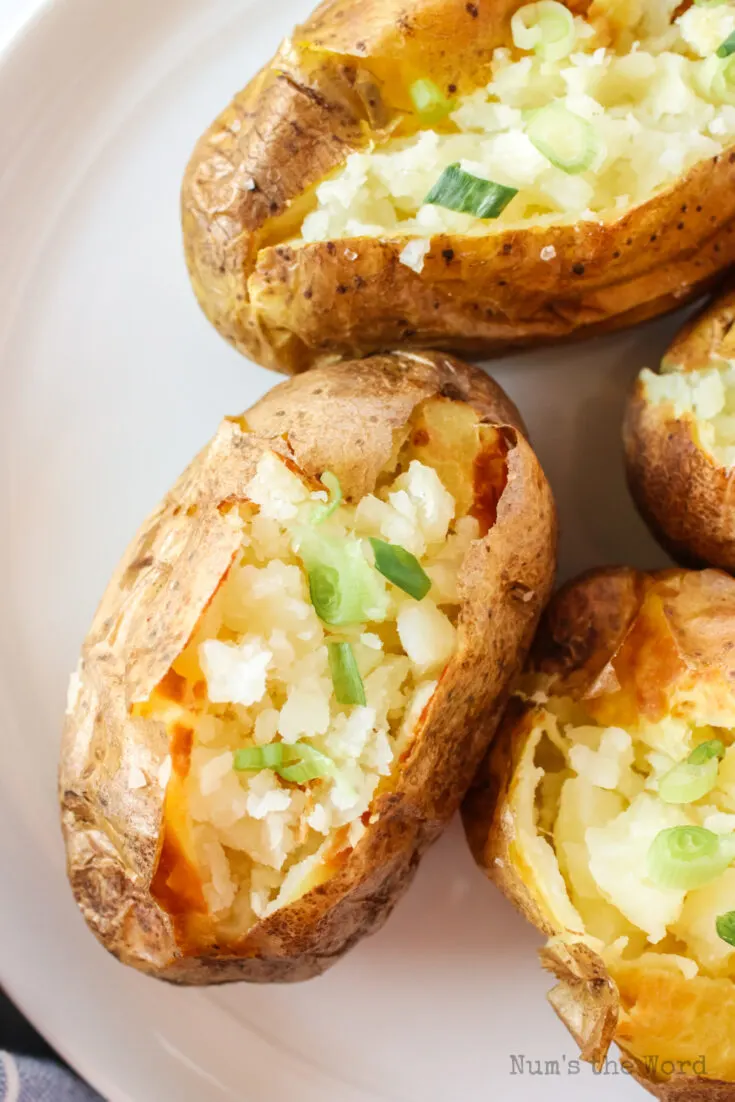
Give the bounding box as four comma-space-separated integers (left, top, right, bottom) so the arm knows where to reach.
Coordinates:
182, 0, 735, 375
463, 566, 735, 1096
60, 351, 556, 984
624, 287, 735, 573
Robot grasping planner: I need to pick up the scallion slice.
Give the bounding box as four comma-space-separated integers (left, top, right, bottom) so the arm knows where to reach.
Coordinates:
511, 1, 576, 60
308, 565, 342, 622
688, 738, 725, 765
328, 641, 367, 707
647, 826, 735, 890
718, 29, 735, 57
299, 531, 389, 625
694, 54, 735, 104
527, 102, 600, 175
233, 741, 335, 784
659, 760, 720, 804
278, 743, 335, 784
716, 910, 735, 946
369, 538, 431, 600
424, 164, 517, 219
233, 744, 286, 771
409, 78, 454, 122
658, 740, 725, 804
715, 54, 735, 99
311, 471, 343, 525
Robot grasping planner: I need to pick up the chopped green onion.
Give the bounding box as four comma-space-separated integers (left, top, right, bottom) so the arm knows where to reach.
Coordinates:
695, 0, 728, 6
279, 743, 335, 784
308, 564, 341, 621
369, 538, 431, 600
527, 102, 601, 175
647, 826, 735, 890
511, 1, 576, 61
299, 530, 389, 625
425, 164, 517, 219
694, 54, 735, 104
688, 739, 725, 765
234, 741, 334, 784
716, 910, 735, 946
712, 56, 735, 102
718, 29, 735, 57
328, 641, 367, 706
659, 759, 720, 804
409, 78, 454, 122
658, 741, 725, 804
233, 744, 286, 771
311, 471, 343, 524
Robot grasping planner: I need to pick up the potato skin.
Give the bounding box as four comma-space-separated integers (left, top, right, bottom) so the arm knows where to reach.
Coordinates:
60, 351, 556, 984
462, 566, 735, 1098
182, 0, 735, 374
624, 288, 735, 573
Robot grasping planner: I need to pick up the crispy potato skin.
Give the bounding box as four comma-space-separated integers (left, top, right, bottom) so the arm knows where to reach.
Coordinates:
624, 288, 735, 573
462, 566, 735, 1097
60, 352, 556, 984
181, 0, 735, 374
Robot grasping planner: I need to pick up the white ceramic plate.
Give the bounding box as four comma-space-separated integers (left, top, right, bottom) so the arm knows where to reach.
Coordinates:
0, 1, 681, 1099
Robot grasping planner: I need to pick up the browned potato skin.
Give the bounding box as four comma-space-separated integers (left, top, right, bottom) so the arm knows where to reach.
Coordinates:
60, 351, 556, 984
462, 566, 735, 1098
181, 0, 735, 375
624, 288, 735, 573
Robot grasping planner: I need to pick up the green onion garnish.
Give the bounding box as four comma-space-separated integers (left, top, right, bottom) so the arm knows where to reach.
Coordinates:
647, 826, 735, 890
718, 30, 735, 57
278, 743, 335, 784
369, 538, 431, 600
658, 739, 725, 804
409, 78, 455, 122
716, 910, 735, 946
694, 54, 735, 104
425, 164, 518, 219
234, 741, 334, 784
299, 531, 389, 625
510, 0, 575, 61
328, 641, 367, 707
714, 55, 735, 101
311, 471, 343, 525
308, 564, 342, 623
688, 739, 725, 765
233, 743, 286, 771
527, 102, 600, 175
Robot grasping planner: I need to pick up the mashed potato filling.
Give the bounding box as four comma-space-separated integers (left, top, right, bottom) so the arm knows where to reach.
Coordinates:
641, 360, 735, 468
516, 668, 735, 1077
300, 0, 735, 247
141, 402, 496, 938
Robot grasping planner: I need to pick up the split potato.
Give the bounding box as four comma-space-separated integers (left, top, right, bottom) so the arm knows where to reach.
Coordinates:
182, 0, 735, 374
60, 352, 556, 984
624, 287, 735, 573
464, 566, 735, 1097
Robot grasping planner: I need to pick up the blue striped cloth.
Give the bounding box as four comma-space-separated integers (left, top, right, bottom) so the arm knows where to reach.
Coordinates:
0, 1052, 101, 1101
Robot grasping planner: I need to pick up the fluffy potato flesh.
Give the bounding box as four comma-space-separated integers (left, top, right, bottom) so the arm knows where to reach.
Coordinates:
136, 399, 504, 948
639, 360, 735, 469
624, 287, 735, 575
478, 570, 735, 1084
300, 0, 735, 247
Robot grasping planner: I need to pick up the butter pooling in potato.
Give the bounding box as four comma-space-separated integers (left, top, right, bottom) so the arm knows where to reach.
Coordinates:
464, 568, 735, 1091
